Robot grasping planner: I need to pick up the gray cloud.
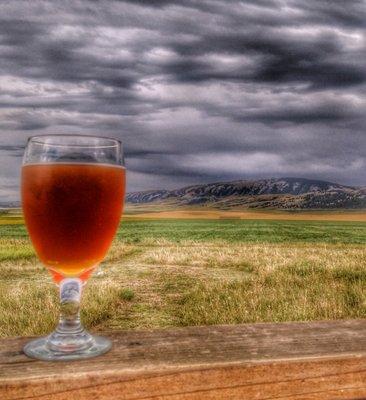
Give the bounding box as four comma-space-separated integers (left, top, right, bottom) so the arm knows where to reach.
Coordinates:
0, 0, 365, 200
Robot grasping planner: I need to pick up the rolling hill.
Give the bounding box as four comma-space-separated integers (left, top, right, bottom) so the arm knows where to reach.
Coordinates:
126, 177, 366, 209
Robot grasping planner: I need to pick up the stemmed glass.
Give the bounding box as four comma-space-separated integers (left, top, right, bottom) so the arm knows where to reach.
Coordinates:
21, 135, 126, 361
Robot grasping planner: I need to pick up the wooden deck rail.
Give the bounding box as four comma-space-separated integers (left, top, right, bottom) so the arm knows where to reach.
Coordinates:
1, 320, 366, 399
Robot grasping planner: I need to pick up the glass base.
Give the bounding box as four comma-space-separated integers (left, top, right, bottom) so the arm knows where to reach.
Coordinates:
23, 333, 112, 361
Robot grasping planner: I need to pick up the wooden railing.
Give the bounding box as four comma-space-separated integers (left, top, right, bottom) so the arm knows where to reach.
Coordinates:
1, 320, 366, 399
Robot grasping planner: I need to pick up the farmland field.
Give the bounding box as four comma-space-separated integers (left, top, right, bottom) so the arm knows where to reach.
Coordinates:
0, 210, 366, 338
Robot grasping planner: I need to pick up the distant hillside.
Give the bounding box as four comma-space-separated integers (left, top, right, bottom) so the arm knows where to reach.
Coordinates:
1, 178, 365, 210
0, 201, 20, 209
126, 178, 366, 209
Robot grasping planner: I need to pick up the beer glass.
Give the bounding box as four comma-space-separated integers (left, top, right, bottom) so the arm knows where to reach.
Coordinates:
21, 135, 125, 360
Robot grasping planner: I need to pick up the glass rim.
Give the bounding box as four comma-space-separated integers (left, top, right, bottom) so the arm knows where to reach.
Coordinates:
28, 134, 122, 149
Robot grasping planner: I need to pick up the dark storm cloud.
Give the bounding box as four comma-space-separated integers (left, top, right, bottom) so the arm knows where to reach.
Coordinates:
164, 29, 365, 88
202, 96, 365, 125
300, 0, 366, 28
0, 0, 365, 199
0, 145, 24, 153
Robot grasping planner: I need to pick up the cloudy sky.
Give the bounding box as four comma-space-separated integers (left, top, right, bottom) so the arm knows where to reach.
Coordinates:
0, 0, 365, 201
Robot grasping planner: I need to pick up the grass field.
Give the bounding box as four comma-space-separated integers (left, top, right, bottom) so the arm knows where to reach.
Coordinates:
0, 210, 366, 337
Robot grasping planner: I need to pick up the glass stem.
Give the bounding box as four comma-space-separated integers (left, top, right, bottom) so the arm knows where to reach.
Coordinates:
23, 275, 111, 359
57, 278, 84, 334
45, 278, 95, 353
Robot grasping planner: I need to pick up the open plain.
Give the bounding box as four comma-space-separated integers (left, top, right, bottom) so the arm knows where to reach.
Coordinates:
1, 209, 365, 338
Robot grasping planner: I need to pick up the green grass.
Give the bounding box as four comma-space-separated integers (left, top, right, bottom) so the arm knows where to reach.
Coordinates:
0, 224, 29, 238
2, 219, 366, 244
118, 219, 366, 244
0, 217, 366, 337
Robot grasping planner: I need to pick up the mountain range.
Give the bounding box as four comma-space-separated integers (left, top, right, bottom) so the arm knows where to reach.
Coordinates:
1, 178, 365, 210
0, 201, 21, 209
126, 177, 366, 209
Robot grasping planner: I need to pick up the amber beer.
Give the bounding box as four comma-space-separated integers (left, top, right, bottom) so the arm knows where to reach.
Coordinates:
22, 163, 125, 281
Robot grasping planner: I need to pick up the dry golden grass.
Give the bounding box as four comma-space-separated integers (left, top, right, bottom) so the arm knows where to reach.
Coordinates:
124, 209, 366, 221
1, 237, 366, 337
6, 208, 366, 223
140, 241, 366, 273
0, 238, 35, 262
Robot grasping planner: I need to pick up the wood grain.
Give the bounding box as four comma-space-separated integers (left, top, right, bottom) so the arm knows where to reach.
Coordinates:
1, 320, 366, 399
